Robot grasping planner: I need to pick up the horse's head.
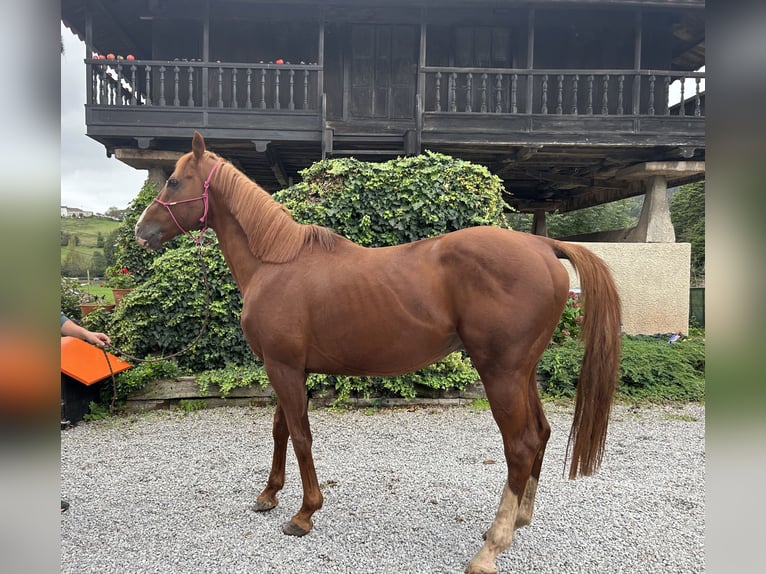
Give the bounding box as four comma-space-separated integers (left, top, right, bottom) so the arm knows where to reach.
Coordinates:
135, 131, 219, 250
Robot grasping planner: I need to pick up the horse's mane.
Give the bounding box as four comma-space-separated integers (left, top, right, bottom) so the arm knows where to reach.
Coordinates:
203, 154, 336, 263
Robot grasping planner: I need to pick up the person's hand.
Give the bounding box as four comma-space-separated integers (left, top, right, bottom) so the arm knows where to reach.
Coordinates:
83, 331, 111, 347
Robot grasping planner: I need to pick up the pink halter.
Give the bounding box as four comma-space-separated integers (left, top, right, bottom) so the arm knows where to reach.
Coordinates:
153, 162, 221, 244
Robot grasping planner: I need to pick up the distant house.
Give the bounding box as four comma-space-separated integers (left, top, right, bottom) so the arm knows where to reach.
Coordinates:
61, 206, 94, 218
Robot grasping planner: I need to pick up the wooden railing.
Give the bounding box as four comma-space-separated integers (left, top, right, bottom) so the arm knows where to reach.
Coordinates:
421, 67, 705, 117
86, 59, 323, 112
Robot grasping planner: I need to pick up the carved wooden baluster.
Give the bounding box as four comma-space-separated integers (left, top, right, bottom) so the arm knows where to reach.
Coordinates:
187, 66, 195, 106
466, 72, 473, 112
541, 74, 548, 114
231, 68, 238, 108
144, 66, 152, 106
694, 77, 701, 116
288, 69, 295, 110
617, 75, 624, 115
116, 64, 125, 105
678, 78, 686, 116
510, 73, 518, 113
217, 67, 224, 108
601, 74, 609, 115
435, 72, 442, 112
663, 76, 671, 115
556, 74, 563, 114
571, 74, 578, 115
449, 72, 457, 112
130, 65, 138, 105
480, 73, 488, 113
260, 69, 267, 109
303, 70, 310, 110
90, 63, 97, 104
586, 74, 593, 114
274, 69, 281, 110
158, 65, 166, 106
173, 66, 180, 107
495, 74, 503, 113
242, 68, 250, 109
648, 75, 655, 115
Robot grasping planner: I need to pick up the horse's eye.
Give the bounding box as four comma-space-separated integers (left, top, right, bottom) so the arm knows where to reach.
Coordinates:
167, 177, 179, 188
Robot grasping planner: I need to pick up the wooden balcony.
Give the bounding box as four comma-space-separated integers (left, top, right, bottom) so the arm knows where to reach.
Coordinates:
84, 59, 324, 146
420, 67, 705, 148
82, 58, 704, 204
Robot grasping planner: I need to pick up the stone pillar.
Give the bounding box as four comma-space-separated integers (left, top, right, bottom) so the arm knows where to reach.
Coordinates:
146, 167, 168, 193
628, 175, 676, 243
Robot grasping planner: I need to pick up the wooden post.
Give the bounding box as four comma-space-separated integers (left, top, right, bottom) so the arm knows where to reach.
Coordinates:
632, 10, 642, 117
526, 7, 535, 115
532, 210, 548, 237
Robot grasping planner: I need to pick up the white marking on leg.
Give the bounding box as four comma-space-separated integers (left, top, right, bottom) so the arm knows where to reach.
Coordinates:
465, 481, 519, 574
516, 476, 538, 528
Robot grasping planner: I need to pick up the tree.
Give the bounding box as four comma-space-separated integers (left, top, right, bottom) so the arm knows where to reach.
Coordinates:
61, 236, 88, 277
670, 181, 705, 285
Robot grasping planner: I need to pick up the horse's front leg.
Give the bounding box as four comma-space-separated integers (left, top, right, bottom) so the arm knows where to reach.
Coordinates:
252, 403, 288, 512
265, 362, 323, 537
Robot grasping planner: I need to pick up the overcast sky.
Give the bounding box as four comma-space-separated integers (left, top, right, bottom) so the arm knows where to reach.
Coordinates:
60, 22, 147, 213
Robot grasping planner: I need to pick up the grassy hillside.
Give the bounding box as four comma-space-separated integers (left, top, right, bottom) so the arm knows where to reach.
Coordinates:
61, 216, 121, 273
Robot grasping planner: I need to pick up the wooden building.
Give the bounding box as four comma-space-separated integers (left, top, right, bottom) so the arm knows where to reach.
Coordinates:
61, 0, 704, 231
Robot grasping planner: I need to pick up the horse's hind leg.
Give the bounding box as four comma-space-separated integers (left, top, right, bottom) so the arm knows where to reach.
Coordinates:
466, 367, 546, 574
516, 370, 550, 529
252, 403, 289, 512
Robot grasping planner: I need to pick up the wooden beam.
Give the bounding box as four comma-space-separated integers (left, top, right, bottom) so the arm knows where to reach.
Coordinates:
615, 161, 705, 181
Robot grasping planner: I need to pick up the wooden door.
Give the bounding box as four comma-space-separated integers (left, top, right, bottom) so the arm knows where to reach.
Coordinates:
349, 25, 417, 120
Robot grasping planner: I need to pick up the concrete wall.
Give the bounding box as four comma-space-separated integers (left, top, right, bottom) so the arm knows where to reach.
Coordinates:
559, 242, 691, 335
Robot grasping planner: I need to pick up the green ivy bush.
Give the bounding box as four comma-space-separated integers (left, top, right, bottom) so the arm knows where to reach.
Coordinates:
97, 239, 253, 373
538, 333, 705, 402
274, 151, 509, 246
60, 276, 83, 319
306, 351, 479, 401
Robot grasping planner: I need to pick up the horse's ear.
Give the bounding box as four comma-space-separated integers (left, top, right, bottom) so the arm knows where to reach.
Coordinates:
192, 131, 206, 161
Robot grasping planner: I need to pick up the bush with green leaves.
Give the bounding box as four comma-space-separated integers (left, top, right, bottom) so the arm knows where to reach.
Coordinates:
60, 276, 83, 319
107, 359, 180, 404
551, 291, 584, 344
306, 351, 479, 401
274, 151, 509, 246
100, 239, 253, 373
538, 333, 705, 402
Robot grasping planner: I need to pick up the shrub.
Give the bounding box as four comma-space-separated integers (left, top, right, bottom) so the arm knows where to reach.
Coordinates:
305, 350, 478, 401
274, 151, 509, 246
60, 276, 83, 319
551, 291, 583, 344
101, 239, 253, 372
538, 334, 705, 402
108, 359, 180, 403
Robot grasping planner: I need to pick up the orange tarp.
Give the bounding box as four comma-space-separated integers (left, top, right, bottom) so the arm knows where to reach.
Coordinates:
60, 336, 132, 385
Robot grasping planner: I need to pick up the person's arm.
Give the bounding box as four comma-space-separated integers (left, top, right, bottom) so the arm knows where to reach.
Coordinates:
60, 314, 111, 347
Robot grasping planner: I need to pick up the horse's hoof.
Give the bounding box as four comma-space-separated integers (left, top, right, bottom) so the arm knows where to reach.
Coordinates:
251, 498, 278, 512
282, 520, 310, 537
465, 562, 498, 574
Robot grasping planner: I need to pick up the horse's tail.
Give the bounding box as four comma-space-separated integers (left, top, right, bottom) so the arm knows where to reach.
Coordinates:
551, 240, 622, 479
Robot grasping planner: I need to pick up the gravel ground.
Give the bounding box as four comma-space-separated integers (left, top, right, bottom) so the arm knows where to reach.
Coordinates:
61, 402, 704, 574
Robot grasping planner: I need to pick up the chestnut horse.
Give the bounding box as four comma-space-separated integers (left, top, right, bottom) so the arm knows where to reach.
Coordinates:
135, 132, 621, 574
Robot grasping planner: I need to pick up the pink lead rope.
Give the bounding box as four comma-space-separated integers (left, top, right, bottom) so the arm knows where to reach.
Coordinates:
153, 162, 221, 244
